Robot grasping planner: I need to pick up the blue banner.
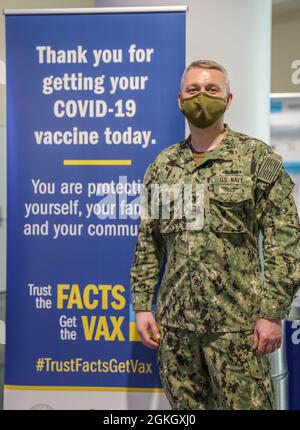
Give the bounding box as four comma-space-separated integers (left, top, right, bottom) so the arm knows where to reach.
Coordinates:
5, 9, 185, 400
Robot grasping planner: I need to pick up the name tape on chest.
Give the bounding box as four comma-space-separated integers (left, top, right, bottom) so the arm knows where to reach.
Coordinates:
209, 175, 252, 185
257, 155, 282, 184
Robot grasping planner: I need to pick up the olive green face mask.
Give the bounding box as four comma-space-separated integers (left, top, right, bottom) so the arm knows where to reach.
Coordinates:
180, 92, 228, 128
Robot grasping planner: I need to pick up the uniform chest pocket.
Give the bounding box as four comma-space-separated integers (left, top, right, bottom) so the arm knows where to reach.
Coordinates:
209, 182, 254, 233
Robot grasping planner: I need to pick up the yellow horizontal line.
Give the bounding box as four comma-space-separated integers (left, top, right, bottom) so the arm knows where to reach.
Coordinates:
4, 385, 164, 393
64, 160, 132, 166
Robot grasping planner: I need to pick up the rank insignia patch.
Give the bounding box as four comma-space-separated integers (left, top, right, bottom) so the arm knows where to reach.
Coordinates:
257, 156, 282, 183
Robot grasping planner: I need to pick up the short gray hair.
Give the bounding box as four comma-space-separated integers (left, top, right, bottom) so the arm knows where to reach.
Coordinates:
180, 60, 230, 94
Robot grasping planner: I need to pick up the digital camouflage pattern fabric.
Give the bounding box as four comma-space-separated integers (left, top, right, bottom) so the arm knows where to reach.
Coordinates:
130, 124, 300, 333
157, 325, 275, 410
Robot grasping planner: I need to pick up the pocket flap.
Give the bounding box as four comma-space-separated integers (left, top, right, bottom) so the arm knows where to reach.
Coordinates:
210, 184, 253, 203
248, 359, 264, 379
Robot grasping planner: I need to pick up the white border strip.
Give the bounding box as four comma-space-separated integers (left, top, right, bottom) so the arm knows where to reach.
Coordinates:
3, 6, 188, 15
271, 93, 300, 99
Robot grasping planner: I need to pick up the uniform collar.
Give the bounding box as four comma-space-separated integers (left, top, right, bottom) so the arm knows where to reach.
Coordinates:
167, 124, 237, 173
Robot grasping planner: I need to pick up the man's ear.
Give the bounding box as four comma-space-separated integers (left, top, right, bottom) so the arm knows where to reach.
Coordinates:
178, 93, 183, 111
225, 93, 233, 110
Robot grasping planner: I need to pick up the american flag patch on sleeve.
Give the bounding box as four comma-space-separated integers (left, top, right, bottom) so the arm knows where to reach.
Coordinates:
257, 155, 282, 184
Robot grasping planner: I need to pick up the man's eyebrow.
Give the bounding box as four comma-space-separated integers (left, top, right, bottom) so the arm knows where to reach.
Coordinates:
186, 82, 198, 88
185, 82, 222, 89
206, 83, 221, 89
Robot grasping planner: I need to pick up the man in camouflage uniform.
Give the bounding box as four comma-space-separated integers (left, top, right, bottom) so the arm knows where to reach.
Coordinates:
130, 60, 300, 410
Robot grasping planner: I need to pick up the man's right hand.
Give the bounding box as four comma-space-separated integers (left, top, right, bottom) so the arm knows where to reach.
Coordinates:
135, 311, 160, 349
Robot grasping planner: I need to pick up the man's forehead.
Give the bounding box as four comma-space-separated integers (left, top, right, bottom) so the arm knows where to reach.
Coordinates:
183, 67, 225, 86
